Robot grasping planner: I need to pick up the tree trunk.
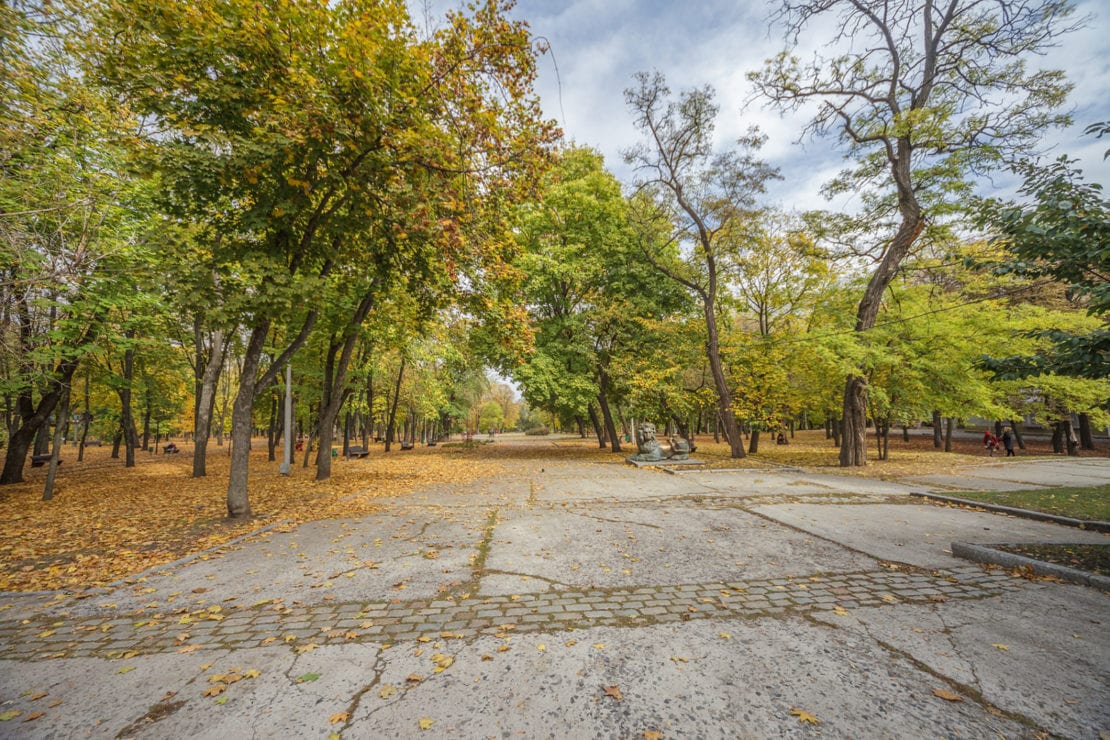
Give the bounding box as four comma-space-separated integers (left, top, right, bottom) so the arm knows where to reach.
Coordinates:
902, 424, 909, 442
266, 392, 279, 462
588, 404, 606, 449
33, 419, 50, 456
193, 329, 226, 478
1078, 413, 1095, 450
141, 389, 152, 452
43, 386, 70, 501
702, 297, 743, 458
932, 410, 943, 448
1063, 418, 1079, 456
77, 374, 90, 462
227, 322, 270, 518
1008, 419, 1026, 450
384, 357, 405, 453
831, 416, 840, 447
840, 191, 924, 466
111, 428, 122, 458
748, 428, 760, 454
944, 417, 954, 452
118, 334, 139, 468
1051, 422, 1063, 453
881, 421, 890, 460
597, 367, 622, 454
839, 376, 868, 466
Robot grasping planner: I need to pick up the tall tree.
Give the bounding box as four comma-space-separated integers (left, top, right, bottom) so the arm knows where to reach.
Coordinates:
624, 73, 778, 458
753, 0, 1077, 466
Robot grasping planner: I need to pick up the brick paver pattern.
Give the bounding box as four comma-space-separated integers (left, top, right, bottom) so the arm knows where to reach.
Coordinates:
0, 565, 1024, 661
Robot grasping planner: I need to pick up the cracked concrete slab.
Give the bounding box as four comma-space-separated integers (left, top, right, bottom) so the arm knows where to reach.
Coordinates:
750, 501, 1109, 568
810, 584, 1110, 739
480, 505, 880, 595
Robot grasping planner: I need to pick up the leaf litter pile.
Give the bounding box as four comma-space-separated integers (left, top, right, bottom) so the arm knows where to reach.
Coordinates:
0, 442, 504, 592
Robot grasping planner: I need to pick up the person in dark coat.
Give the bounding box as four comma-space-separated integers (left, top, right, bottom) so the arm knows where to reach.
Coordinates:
1001, 427, 1016, 457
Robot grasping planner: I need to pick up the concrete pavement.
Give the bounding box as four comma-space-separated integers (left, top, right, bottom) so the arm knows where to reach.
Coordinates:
1, 439, 1106, 738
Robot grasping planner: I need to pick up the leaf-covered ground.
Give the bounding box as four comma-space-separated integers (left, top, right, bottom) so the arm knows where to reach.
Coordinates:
0, 442, 505, 593
1, 430, 1105, 593
993, 543, 1110, 577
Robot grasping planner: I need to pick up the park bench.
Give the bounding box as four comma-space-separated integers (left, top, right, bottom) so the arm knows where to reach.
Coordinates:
163, 443, 180, 454
426, 439, 437, 446
30, 454, 60, 468
345, 446, 370, 459
399, 441, 414, 450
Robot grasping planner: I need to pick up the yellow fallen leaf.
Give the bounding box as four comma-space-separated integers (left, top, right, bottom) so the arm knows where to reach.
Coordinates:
833, 606, 849, 616
37, 630, 55, 638
418, 717, 434, 730
244, 669, 261, 679
22, 712, 43, 722
991, 643, 1009, 651
379, 685, 397, 699
790, 708, 819, 724
0, 710, 22, 721
329, 712, 348, 724
592, 643, 605, 650
406, 674, 424, 683
203, 684, 226, 697
497, 645, 510, 653
117, 666, 136, 674
643, 731, 663, 740
564, 640, 577, 647
718, 632, 731, 640
932, 688, 963, 702
178, 645, 202, 654
603, 685, 623, 701
536, 644, 546, 652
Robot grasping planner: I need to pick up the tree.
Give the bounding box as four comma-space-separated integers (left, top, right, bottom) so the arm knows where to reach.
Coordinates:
624, 72, 779, 458
753, 0, 1077, 466
977, 152, 1109, 380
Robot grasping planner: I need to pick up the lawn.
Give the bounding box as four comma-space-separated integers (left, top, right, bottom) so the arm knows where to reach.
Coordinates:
940, 484, 1110, 522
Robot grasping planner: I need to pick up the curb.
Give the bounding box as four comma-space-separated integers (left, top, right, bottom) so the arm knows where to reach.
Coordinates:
912, 492, 1110, 533
950, 541, 1110, 590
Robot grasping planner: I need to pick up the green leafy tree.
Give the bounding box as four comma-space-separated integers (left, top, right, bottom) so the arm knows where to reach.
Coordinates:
752, 0, 1078, 466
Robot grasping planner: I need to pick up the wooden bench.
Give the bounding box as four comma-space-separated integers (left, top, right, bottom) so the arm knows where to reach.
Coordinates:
399, 441, 414, 450
30, 454, 61, 468
345, 446, 370, 459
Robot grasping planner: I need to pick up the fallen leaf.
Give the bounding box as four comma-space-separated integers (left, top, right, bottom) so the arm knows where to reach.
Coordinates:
0, 711, 21, 721
643, 731, 663, 740
431, 654, 454, 673
718, 632, 731, 640
379, 684, 397, 699
178, 644, 202, 654
117, 666, 136, 674
991, 643, 1009, 651
296, 673, 321, 683
536, 644, 546, 652
833, 606, 849, 616
203, 684, 226, 697
497, 645, 510, 653
244, 669, 261, 679
406, 674, 424, 683
603, 685, 623, 701
214, 695, 229, 705
592, 643, 605, 650
22, 712, 44, 722
295, 643, 319, 654
564, 640, 577, 647
481, 654, 493, 661
329, 712, 348, 724
418, 717, 434, 730
29, 693, 48, 701
790, 708, 819, 724
37, 630, 55, 638
932, 688, 963, 702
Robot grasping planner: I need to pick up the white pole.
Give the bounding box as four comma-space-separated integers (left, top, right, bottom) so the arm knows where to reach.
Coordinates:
280, 364, 292, 475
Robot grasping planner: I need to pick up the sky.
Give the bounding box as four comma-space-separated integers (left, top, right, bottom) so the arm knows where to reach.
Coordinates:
425, 0, 1110, 211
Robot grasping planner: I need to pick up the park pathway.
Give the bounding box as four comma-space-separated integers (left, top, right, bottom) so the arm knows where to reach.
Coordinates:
1, 437, 1107, 739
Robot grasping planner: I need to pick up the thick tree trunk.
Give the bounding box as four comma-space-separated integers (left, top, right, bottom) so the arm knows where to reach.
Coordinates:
227, 322, 270, 518
33, 420, 50, 456
1051, 422, 1063, 453
111, 429, 122, 459
193, 329, 226, 478
588, 404, 606, 448
944, 417, 954, 452
384, 358, 405, 453
1063, 419, 1079, 456
902, 424, 910, 443
1008, 419, 1026, 450
141, 389, 152, 452
43, 387, 70, 501
1078, 413, 1095, 450
838, 376, 868, 466
597, 367, 622, 454
748, 428, 760, 454
932, 410, 943, 448
704, 323, 743, 457
840, 185, 924, 466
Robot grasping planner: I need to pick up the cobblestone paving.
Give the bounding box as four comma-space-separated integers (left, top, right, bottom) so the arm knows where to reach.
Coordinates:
0, 564, 1024, 662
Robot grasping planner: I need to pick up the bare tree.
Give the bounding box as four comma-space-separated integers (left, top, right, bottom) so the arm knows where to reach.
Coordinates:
752, 0, 1078, 465
624, 72, 779, 459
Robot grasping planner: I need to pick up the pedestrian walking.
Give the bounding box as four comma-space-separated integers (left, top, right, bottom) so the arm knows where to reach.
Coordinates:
1001, 427, 1016, 457
983, 428, 998, 456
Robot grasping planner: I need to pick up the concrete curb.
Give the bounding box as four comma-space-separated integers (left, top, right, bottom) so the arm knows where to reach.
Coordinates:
950, 541, 1110, 590
912, 492, 1110, 533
